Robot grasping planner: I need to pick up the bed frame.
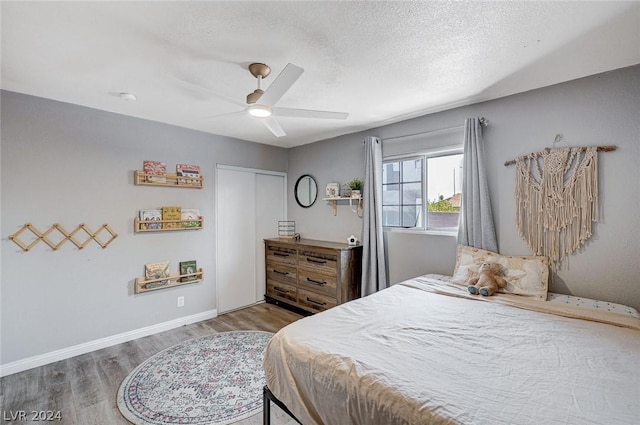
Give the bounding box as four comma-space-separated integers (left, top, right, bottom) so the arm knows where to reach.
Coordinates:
263, 385, 302, 425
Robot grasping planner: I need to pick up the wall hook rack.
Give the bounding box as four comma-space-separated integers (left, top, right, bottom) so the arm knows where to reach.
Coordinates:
9, 223, 118, 251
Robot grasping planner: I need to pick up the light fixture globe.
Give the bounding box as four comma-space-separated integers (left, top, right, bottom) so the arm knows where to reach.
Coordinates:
247, 104, 272, 118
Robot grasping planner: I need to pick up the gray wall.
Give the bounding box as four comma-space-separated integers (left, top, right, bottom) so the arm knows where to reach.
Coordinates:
2, 64, 639, 367
0, 91, 288, 365
288, 64, 640, 310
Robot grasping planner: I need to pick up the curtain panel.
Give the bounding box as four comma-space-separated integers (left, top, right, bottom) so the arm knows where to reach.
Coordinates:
457, 118, 498, 252
361, 136, 388, 296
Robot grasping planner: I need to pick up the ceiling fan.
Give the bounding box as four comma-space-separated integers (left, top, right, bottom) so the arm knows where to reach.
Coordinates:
176, 63, 349, 137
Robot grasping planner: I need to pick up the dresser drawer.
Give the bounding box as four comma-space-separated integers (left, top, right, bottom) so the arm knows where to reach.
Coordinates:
298, 248, 338, 275
266, 243, 297, 265
297, 268, 337, 298
267, 281, 297, 303
297, 288, 337, 313
266, 263, 297, 286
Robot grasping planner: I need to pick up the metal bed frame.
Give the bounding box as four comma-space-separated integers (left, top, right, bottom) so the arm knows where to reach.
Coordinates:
263, 385, 302, 425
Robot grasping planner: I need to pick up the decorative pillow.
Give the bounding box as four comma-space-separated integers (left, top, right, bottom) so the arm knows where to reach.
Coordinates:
451, 244, 549, 299
547, 293, 640, 318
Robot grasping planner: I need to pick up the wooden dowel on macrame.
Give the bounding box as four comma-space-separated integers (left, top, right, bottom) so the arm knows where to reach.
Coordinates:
504, 145, 617, 166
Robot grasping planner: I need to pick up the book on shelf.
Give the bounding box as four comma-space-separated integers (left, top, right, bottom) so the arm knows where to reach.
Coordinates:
144, 261, 170, 289
143, 160, 167, 183
161, 206, 182, 229
176, 164, 200, 177
179, 260, 198, 282
181, 208, 201, 228
176, 164, 201, 185
139, 209, 162, 230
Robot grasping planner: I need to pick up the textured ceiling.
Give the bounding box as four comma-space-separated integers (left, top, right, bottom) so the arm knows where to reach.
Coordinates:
2, 1, 639, 147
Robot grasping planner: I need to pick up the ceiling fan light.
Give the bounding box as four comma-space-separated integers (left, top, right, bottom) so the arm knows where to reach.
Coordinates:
247, 104, 272, 118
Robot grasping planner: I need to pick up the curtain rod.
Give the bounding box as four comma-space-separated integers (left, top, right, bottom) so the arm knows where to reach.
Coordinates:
381, 117, 488, 143
504, 145, 617, 166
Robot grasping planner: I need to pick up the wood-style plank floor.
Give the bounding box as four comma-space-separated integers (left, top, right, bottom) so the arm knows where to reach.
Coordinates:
0, 303, 303, 425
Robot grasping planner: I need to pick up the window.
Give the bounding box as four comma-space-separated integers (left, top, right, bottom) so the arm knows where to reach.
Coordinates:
383, 150, 463, 232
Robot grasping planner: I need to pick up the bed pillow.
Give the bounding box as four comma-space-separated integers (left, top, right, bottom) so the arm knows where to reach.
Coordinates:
451, 244, 549, 300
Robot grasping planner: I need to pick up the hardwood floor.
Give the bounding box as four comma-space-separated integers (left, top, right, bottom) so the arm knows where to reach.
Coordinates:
0, 303, 303, 425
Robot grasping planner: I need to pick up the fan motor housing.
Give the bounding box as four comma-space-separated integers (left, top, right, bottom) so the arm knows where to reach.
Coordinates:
246, 89, 264, 104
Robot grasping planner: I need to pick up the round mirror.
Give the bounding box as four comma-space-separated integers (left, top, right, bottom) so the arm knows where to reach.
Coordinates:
294, 174, 318, 208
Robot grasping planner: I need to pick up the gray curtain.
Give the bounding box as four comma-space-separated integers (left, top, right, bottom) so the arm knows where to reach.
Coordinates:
457, 118, 498, 252
361, 136, 388, 296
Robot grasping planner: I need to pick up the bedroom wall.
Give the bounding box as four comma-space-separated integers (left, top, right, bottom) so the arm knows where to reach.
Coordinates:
0, 91, 288, 368
288, 64, 640, 311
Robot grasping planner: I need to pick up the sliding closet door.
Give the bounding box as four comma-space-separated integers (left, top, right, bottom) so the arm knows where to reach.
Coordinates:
216, 167, 285, 313
254, 173, 285, 302
217, 168, 256, 313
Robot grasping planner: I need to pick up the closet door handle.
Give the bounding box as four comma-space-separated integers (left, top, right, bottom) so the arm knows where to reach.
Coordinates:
306, 297, 326, 306
306, 277, 326, 286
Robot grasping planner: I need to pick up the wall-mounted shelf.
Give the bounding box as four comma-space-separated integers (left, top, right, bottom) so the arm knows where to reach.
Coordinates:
134, 170, 203, 188
322, 196, 363, 217
135, 268, 204, 293
134, 217, 203, 232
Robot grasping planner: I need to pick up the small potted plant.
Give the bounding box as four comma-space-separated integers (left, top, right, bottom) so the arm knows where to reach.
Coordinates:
348, 178, 364, 198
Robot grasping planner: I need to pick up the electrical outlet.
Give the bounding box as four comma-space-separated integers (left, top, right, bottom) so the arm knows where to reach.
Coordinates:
177, 296, 185, 307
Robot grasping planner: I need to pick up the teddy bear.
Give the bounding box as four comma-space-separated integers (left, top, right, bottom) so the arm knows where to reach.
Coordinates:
467, 261, 507, 296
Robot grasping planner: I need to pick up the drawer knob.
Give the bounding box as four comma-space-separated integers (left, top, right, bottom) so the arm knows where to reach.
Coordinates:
274, 252, 290, 257
274, 270, 290, 276
274, 286, 288, 293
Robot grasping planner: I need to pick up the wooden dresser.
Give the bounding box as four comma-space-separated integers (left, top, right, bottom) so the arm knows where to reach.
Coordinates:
264, 238, 363, 314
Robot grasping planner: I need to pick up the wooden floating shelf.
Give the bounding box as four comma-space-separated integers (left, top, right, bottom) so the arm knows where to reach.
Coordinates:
134, 217, 204, 232
134, 170, 203, 188
322, 196, 363, 216
135, 268, 204, 293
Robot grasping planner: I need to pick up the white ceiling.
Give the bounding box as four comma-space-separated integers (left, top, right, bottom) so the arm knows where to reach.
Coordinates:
2, 1, 639, 148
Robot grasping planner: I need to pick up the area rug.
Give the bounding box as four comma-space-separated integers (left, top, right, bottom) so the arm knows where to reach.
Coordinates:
117, 331, 274, 425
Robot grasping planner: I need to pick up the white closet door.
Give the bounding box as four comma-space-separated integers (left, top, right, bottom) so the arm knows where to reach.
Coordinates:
217, 168, 257, 313
217, 167, 285, 313
254, 173, 285, 302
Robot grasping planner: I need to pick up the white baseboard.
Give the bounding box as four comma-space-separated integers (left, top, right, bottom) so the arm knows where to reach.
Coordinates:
0, 309, 217, 377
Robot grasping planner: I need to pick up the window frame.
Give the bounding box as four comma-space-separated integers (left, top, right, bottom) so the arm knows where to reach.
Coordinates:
382, 145, 463, 235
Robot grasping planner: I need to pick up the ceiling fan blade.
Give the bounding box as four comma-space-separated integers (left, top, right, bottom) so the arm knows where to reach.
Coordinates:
204, 110, 246, 120
166, 75, 246, 108
273, 107, 349, 120
259, 63, 304, 106
260, 116, 287, 138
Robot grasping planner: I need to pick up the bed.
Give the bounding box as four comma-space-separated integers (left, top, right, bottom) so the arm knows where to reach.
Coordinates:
263, 271, 640, 425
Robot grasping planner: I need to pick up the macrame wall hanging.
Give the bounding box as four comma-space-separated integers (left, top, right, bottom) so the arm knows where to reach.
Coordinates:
505, 141, 616, 270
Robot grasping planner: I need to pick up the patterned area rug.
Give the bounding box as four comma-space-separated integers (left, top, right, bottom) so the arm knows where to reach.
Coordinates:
117, 331, 274, 425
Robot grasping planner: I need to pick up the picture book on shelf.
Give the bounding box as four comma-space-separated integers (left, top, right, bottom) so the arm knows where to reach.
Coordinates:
176, 164, 200, 177
139, 209, 162, 230
181, 208, 201, 228
143, 160, 167, 183
162, 206, 182, 229
145, 261, 170, 289
179, 260, 198, 282
176, 164, 201, 185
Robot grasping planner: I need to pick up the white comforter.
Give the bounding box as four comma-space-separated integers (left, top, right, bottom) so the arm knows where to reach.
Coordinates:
264, 276, 640, 425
